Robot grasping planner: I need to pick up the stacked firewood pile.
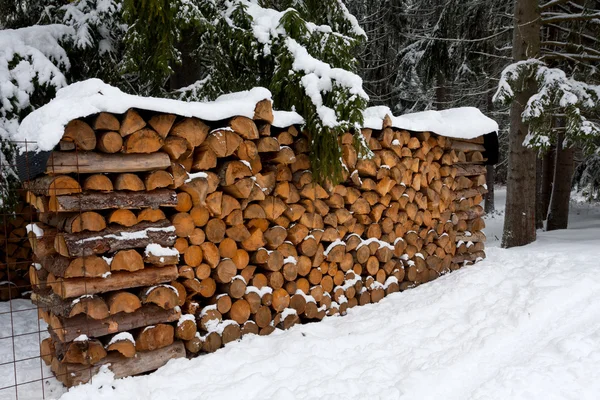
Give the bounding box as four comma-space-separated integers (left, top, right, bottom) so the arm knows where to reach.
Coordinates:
23, 101, 488, 387
0, 200, 35, 300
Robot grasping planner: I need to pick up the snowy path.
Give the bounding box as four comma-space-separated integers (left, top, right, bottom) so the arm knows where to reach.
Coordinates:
3, 189, 600, 400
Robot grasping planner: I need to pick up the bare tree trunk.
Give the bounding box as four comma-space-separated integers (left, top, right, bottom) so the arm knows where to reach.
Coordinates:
435, 70, 447, 110
485, 165, 495, 213
547, 132, 574, 230
169, 34, 203, 90
540, 145, 555, 223
484, 70, 495, 214
536, 157, 544, 229
502, 0, 540, 248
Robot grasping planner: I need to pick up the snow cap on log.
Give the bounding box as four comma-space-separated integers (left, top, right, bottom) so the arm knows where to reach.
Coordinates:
362, 106, 499, 140
17, 79, 298, 153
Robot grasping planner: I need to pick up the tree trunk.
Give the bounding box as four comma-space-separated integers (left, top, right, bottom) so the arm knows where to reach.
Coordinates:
535, 157, 544, 229
484, 165, 495, 213
435, 70, 447, 110
484, 79, 495, 214
502, 0, 540, 248
540, 145, 555, 222
547, 132, 574, 230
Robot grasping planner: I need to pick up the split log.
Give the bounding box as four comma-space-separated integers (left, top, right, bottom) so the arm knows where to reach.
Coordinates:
114, 173, 145, 192
110, 249, 144, 272
93, 112, 120, 131
55, 338, 107, 365
145, 170, 174, 191
83, 174, 113, 191
253, 99, 274, 124
106, 291, 142, 314
170, 118, 209, 148
38, 254, 109, 278
24, 175, 81, 196
148, 114, 176, 138
31, 292, 109, 320
105, 335, 136, 358
119, 109, 146, 136
206, 128, 243, 157
63, 120, 96, 151
40, 211, 106, 234
135, 324, 174, 351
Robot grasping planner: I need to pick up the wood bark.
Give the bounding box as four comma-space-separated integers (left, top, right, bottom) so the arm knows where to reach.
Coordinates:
45, 152, 171, 174
547, 131, 574, 230
502, 0, 540, 248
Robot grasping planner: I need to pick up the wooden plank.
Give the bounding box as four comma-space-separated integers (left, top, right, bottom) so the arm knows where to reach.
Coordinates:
45, 152, 171, 174
52, 341, 185, 387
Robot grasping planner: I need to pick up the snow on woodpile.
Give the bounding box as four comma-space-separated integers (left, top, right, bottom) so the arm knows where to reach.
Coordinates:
15, 79, 300, 152
363, 105, 499, 139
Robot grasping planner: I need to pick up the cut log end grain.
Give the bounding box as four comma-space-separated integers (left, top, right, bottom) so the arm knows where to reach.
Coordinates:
253, 99, 274, 124
63, 120, 96, 151
124, 128, 164, 154
120, 109, 146, 137
69, 295, 110, 320
94, 112, 120, 131
145, 170, 174, 191
175, 319, 197, 341
148, 113, 176, 138
106, 291, 142, 315
135, 324, 174, 351
60, 339, 107, 365
172, 118, 210, 148
229, 299, 251, 324
221, 323, 241, 344
106, 339, 136, 358
97, 131, 123, 153
141, 285, 179, 309
83, 174, 113, 192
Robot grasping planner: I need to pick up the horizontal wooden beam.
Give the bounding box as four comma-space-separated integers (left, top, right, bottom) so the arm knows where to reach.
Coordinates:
45, 151, 171, 174
47, 189, 177, 212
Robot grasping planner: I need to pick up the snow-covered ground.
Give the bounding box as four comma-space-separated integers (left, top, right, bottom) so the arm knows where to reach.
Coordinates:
2, 187, 600, 400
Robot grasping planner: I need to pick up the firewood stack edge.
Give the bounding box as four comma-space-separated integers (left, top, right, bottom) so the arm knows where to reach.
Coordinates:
23, 99, 490, 387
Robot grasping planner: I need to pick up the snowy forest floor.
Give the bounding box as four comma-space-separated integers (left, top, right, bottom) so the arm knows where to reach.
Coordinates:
2, 187, 600, 400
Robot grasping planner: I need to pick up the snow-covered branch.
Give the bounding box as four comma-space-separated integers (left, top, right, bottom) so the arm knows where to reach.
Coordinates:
494, 59, 600, 150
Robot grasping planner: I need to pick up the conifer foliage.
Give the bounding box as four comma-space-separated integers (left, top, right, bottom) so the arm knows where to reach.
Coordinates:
169, 0, 370, 184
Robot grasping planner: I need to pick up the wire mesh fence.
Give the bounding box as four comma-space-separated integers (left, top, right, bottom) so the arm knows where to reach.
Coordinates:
0, 139, 86, 400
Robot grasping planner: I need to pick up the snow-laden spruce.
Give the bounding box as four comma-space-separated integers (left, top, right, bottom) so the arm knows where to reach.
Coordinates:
494, 59, 600, 151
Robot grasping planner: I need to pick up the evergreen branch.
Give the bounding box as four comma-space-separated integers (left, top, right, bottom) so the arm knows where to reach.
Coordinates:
540, 0, 571, 11
542, 11, 600, 24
